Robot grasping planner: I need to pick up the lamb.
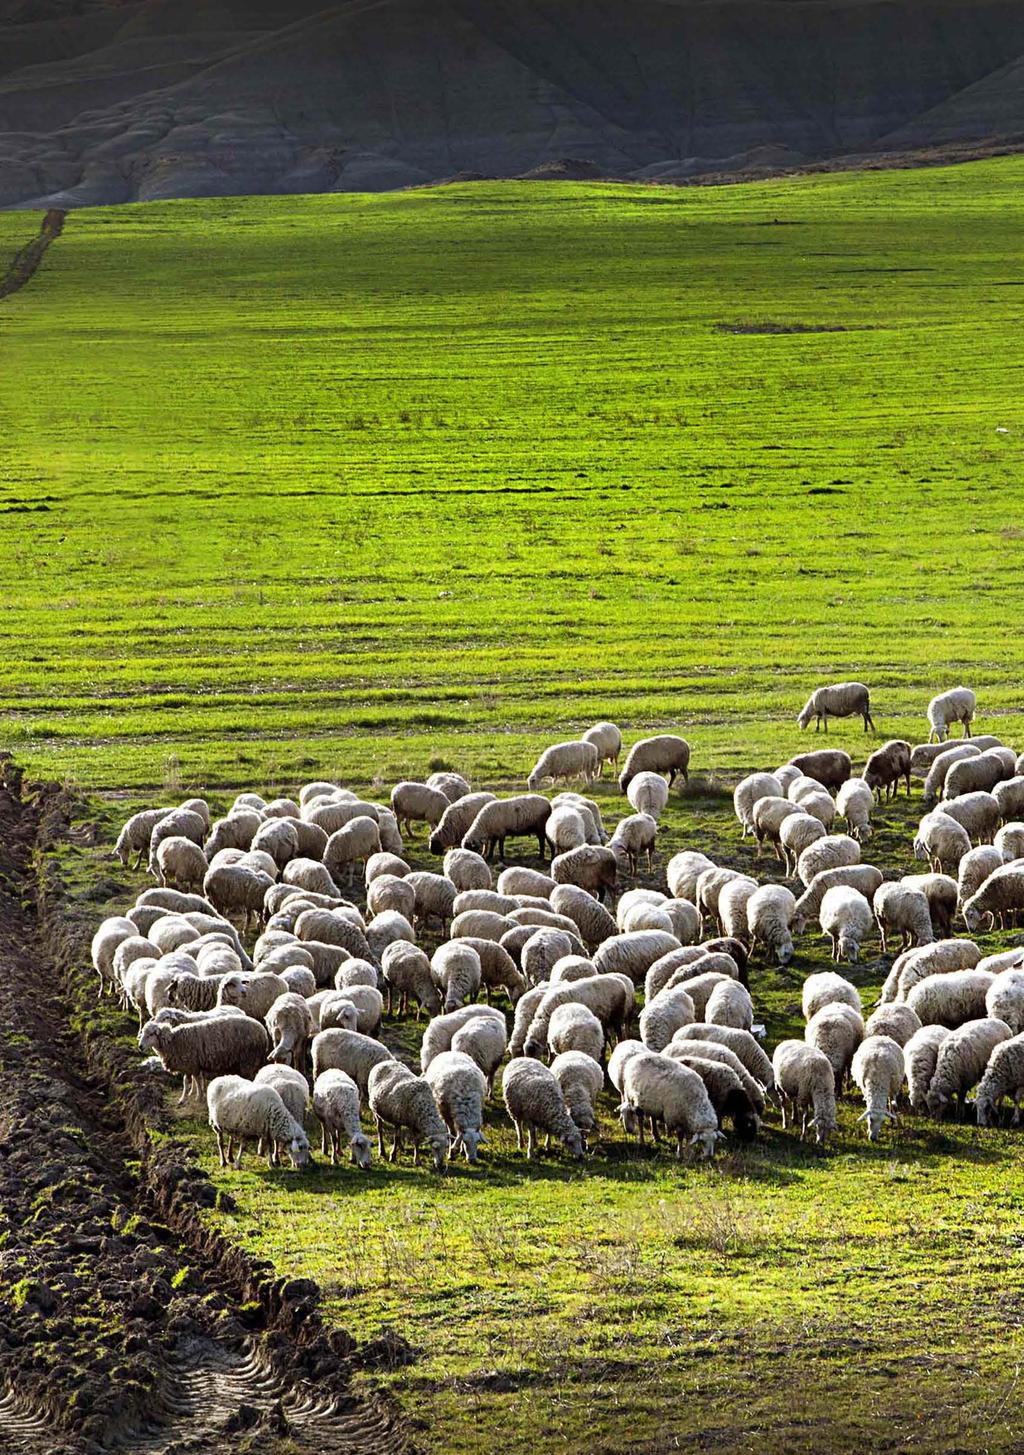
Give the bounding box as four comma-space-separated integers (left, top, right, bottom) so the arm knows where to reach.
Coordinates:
850, 1035, 905, 1140
609, 813, 658, 875
311, 1028, 394, 1096
864, 1003, 922, 1046
549, 884, 617, 950
155, 836, 209, 893
772, 1041, 838, 1143
797, 682, 874, 733
993, 776, 1024, 824
311, 1069, 372, 1168
733, 773, 783, 837
873, 882, 934, 954
428, 793, 498, 854
819, 885, 874, 963
985, 972, 1024, 1035
618, 735, 690, 793
751, 796, 803, 860
265, 992, 315, 1069
963, 865, 1024, 931
551, 845, 618, 901
527, 740, 599, 791
140, 1013, 270, 1105
502, 1058, 585, 1159
582, 721, 622, 775
618, 1050, 721, 1158
420, 1003, 507, 1071
423, 1051, 488, 1163
926, 1017, 1011, 1118
938, 791, 1000, 846
864, 740, 912, 800
451, 1014, 508, 1094
431, 942, 483, 1013
995, 822, 1024, 862
549, 1051, 603, 1141
381, 942, 442, 1018
593, 930, 681, 986
906, 970, 996, 1029
462, 795, 552, 861
802, 971, 861, 1021
207, 1076, 310, 1169
779, 814, 826, 875
913, 810, 972, 875
791, 864, 884, 935
548, 1002, 605, 1062
944, 752, 1011, 802
668, 1024, 774, 1091
705, 980, 755, 1030
746, 885, 796, 965
254, 1064, 310, 1128
522, 975, 635, 1057
626, 772, 670, 821
927, 686, 977, 743
324, 817, 382, 888
805, 1003, 863, 1092
787, 749, 852, 791
798, 835, 861, 888
835, 778, 874, 842
442, 848, 492, 893
367, 1062, 450, 1171
975, 1035, 1024, 1126
718, 877, 759, 944
390, 781, 450, 836
639, 985, 696, 1052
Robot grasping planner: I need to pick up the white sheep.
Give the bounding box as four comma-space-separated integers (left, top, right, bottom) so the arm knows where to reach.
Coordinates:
963, 864, 1024, 931
819, 885, 874, 963
899, 873, 958, 939
985, 972, 1024, 1035
864, 1003, 921, 1046
502, 1057, 585, 1159
549, 884, 617, 950
733, 773, 783, 837
751, 796, 803, 860
975, 1035, 1024, 1126
850, 1035, 905, 1140
311, 1027, 394, 1096
913, 810, 972, 875
253, 1064, 309, 1133
705, 979, 754, 1031
718, 877, 759, 944
381, 942, 442, 1018
904, 1024, 951, 1111
995, 822, 1024, 863
664, 851, 716, 902
944, 754, 1011, 802
207, 1075, 310, 1169
582, 721, 622, 775
626, 772, 670, 820
424, 1051, 487, 1163
548, 1001, 605, 1062
802, 971, 861, 1021
527, 740, 599, 791
545, 804, 590, 856
312, 1069, 372, 1168
779, 813, 827, 875
805, 1003, 863, 1092
155, 836, 209, 893
926, 1017, 1011, 1118
797, 682, 874, 733
609, 813, 658, 874
550, 1051, 603, 1141
430, 941, 482, 1013
921, 744, 981, 808
639, 985, 696, 1052
618, 735, 690, 792
993, 776, 1024, 823
463, 795, 552, 862
771, 1041, 838, 1144
927, 686, 977, 743
442, 848, 492, 892
884, 939, 981, 1004
390, 781, 450, 836
265, 992, 315, 1069
139, 1014, 270, 1104
746, 884, 796, 965
873, 882, 934, 954
669, 1024, 774, 1090
797, 835, 860, 888
836, 778, 874, 842
618, 1050, 721, 1159
368, 1062, 450, 1171
593, 930, 680, 986
451, 1014, 508, 1094
420, 1003, 507, 1071
428, 793, 498, 855
791, 864, 884, 935
938, 791, 1000, 847
906, 970, 996, 1030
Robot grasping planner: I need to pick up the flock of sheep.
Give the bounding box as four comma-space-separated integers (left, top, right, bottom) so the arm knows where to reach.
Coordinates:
89, 678, 1024, 1174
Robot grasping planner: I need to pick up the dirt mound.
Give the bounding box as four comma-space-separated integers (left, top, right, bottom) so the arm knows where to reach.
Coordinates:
1, 0, 1024, 206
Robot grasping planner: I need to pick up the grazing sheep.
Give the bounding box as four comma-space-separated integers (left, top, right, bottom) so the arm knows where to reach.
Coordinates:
428, 793, 498, 855
368, 1062, 450, 1171
321, 985, 384, 1038
281, 858, 342, 899
644, 947, 724, 1001
420, 1003, 507, 1071
665, 971, 734, 1020
977, 948, 1024, 975
985, 973, 1024, 1035
424, 1051, 488, 1163
914, 810, 972, 875
963, 865, 1024, 931
607, 1038, 647, 1095
551, 955, 597, 983
550, 845, 618, 901
873, 882, 934, 954
148, 809, 207, 874
523, 975, 634, 1057
205, 810, 263, 858
864, 740, 912, 800
324, 817, 383, 888
457, 936, 526, 1005
791, 864, 884, 935
203, 863, 273, 930
665, 851, 716, 902
923, 745, 986, 810
155, 837, 209, 893
312, 1069, 372, 1168
836, 779, 874, 842
926, 1017, 1011, 1119
442, 848, 492, 892
391, 781, 450, 836
403, 871, 456, 934
550, 1051, 604, 1141
788, 750, 852, 792
772, 1041, 838, 1143
582, 721, 623, 775
462, 795, 552, 861
527, 740, 599, 791
509, 984, 551, 1058
899, 873, 958, 938
733, 773, 784, 836
805, 1004, 863, 1092
744, 885, 795, 965
502, 1058, 585, 1159
850, 1035, 905, 1141
798, 835, 861, 888
751, 796, 803, 860
639, 985, 696, 1052
266, 993, 315, 1070
451, 1014, 508, 1094
995, 821, 1024, 865
451, 909, 515, 943
697, 867, 748, 931
207, 1076, 310, 1170
426, 771, 472, 804
250, 818, 300, 872
668, 1024, 774, 1091
718, 877, 759, 944
904, 1025, 952, 1112
906, 970, 996, 1030
667, 1053, 760, 1140
944, 752, 1012, 802
497, 867, 555, 899
253, 1064, 309, 1129
618, 735, 691, 792
794, 787, 836, 831
802, 971, 861, 1021
927, 686, 977, 743
626, 772, 670, 821
819, 886, 874, 963
545, 804, 591, 856
993, 776, 1024, 824
705, 979, 755, 1030
367, 874, 417, 922
864, 1003, 922, 1047
779, 813, 827, 875
114, 808, 174, 869
938, 791, 1000, 846
93, 917, 148, 997
593, 930, 680, 986
522, 928, 582, 986
381, 942, 442, 1018
365, 910, 415, 962
618, 1050, 721, 1158
797, 682, 874, 733
311, 1028, 394, 1096
975, 1036, 1024, 1126
548, 1002, 605, 1062
884, 939, 984, 1003
217, 971, 290, 1022
610, 812, 659, 874
549, 884, 617, 950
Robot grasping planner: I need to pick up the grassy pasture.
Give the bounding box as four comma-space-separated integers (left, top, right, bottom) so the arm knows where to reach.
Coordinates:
2, 160, 1024, 792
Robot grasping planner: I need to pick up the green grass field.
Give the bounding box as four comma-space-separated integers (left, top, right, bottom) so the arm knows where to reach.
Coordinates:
2, 159, 1024, 792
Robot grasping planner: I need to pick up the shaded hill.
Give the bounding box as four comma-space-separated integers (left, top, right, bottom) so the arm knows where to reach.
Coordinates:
2, 0, 1024, 205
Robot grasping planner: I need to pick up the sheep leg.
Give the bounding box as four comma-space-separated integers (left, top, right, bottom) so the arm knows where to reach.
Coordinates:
319, 1120, 329, 1156
215, 1128, 228, 1167
650, 1116, 660, 1145
390, 1130, 402, 1163
526, 1125, 536, 1160
234, 1138, 245, 1170
375, 1116, 386, 1157
177, 1076, 190, 1106
779, 1098, 788, 1130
